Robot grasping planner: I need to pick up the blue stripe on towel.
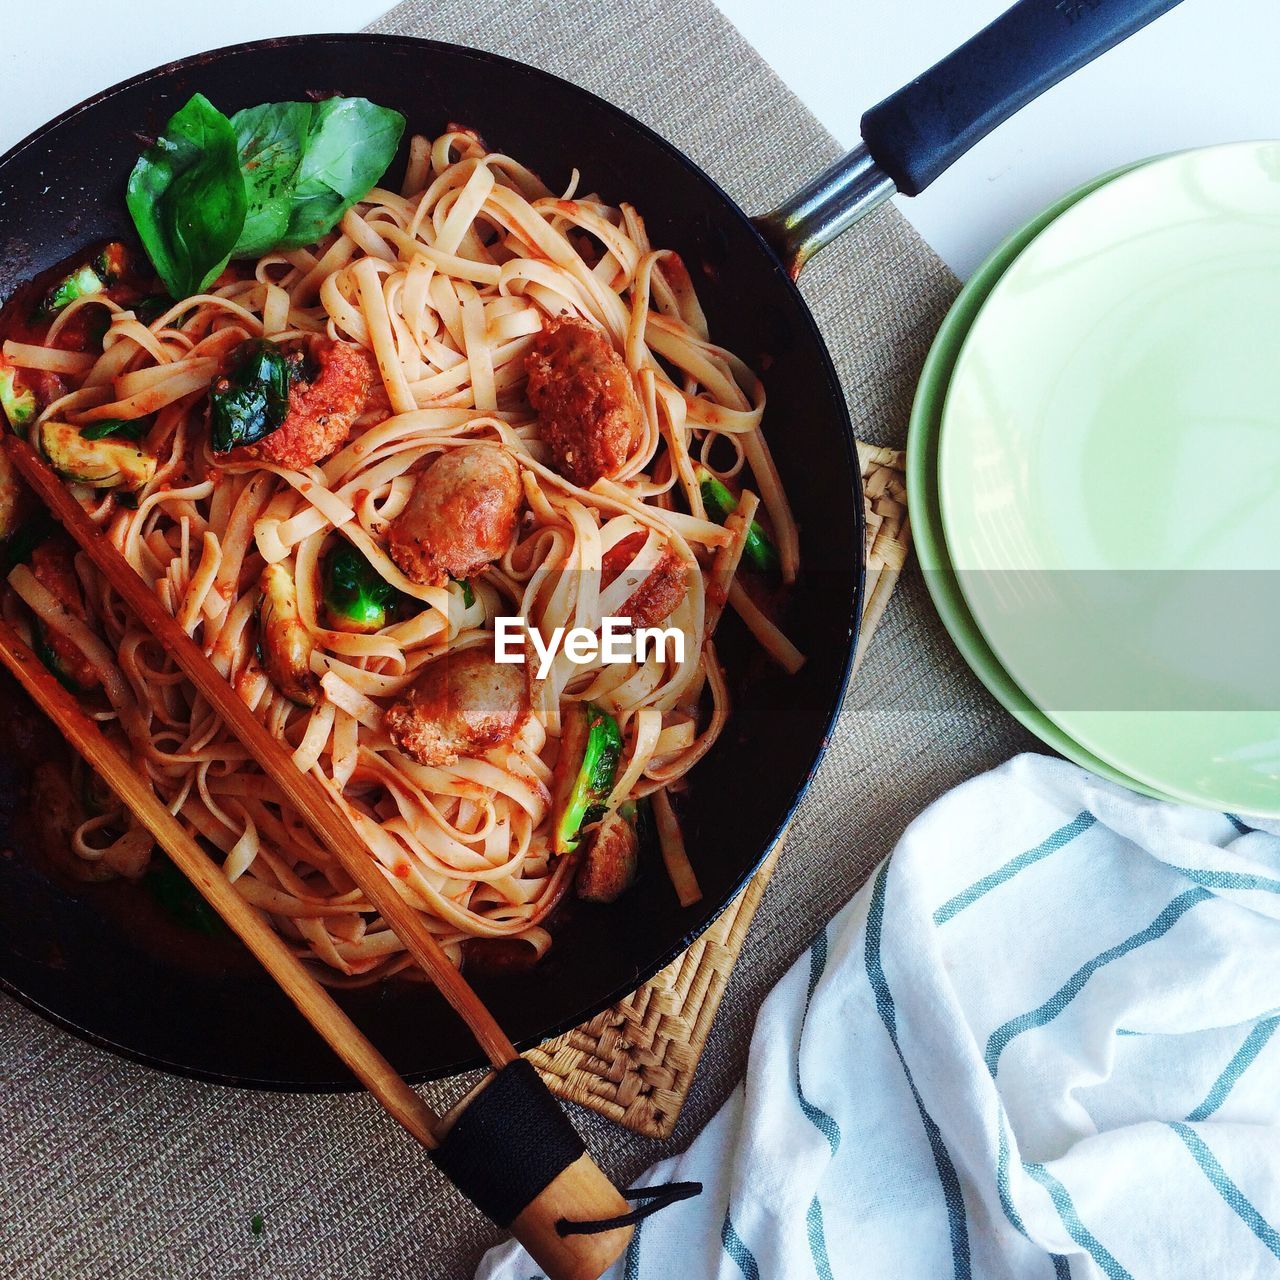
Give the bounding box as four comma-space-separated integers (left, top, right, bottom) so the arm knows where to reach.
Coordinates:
995, 1118, 1031, 1239
720, 1209, 760, 1280
796, 929, 839, 1276
1169, 866, 1280, 894
1170, 1122, 1280, 1259
1187, 1017, 1280, 1122
1226, 814, 1251, 834
1024, 1164, 1134, 1280
622, 1215, 644, 1280
807, 1197, 835, 1280
868, 861, 972, 1279
934, 813, 1096, 925
984, 889, 1212, 1076
797, 928, 841, 1155
994, 1112, 1074, 1278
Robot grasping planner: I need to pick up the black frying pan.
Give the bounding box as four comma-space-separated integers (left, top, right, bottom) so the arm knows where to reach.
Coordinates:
0, 0, 1180, 1086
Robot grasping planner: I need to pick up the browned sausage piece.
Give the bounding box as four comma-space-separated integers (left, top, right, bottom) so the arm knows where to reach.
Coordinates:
385, 647, 531, 767
576, 809, 640, 903
236, 338, 374, 470
601, 531, 688, 629
524, 315, 643, 487
386, 443, 522, 587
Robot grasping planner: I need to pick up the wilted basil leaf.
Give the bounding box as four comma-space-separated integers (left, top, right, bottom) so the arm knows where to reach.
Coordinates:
144, 855, 225, 936
134, 293, 176, 324
1, 515, 54, 575
80, 418, 148, 442
125, 94, 247, 300
275, 98, 406, 250
229, 102, 312, 258
209, 340, 300, 453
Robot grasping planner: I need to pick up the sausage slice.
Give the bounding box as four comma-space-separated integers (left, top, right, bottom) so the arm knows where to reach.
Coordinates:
601, 531, 688, 629
525, 315, 643, 486
241, 339, 374, 470
387, 443, 521, 587
385, 647, 531, 767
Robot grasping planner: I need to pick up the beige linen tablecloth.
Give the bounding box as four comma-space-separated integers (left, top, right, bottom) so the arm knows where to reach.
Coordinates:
0, 2, 1036, 1275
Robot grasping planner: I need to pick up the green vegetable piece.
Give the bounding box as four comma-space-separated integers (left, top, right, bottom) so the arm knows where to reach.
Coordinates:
230, 101, 313, 258
134, 293, 177, 325
38, 420, 157, 491
229, 97, 405, 257
126, 93, 247, 300
93, 242, 130, 286
450, 576, 476, 609
209, 339, 300, 453
37, 263, 104, 319
551, 702, 623, 854
273, 98, 407, 251
79, 417, 149, 442
250, 1214, 265, 1237
2, 515, 54, 575
0, 360, 36, 434
322, 543, 397, 633
144, 855, 226, 936
695, 466, 779, 575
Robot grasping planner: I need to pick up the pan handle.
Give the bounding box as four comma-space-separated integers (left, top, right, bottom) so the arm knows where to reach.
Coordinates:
754, 0, 1185, 277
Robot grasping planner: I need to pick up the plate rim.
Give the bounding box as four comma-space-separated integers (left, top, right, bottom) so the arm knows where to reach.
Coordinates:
906, 160, 1172, 800
935, 140, 1280, 815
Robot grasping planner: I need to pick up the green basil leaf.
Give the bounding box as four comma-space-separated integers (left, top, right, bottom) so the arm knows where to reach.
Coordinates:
229, 102, 312, 258
144, 855, 226, 936
126, 94, 247, 300
275, 98, 406, 250
450, 575, 475, 608
209, 339, 300, 453
1, 515, 55, 575
134, 293, 176, 324
80, 418, 148, 442
32, 624, 91, 693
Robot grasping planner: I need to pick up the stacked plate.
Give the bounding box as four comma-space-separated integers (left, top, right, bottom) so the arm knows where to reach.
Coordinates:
908, 142, 1280, 816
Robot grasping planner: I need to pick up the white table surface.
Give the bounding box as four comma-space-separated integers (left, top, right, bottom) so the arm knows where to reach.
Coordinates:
3, 0, 1277, 276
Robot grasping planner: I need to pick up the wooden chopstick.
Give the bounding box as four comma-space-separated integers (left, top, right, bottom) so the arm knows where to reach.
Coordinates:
4, 436, 517, 1069
0, 615, 441, 1148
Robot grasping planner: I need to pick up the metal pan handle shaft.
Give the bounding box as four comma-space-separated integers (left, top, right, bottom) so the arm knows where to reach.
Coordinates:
756, 0, 1185, 276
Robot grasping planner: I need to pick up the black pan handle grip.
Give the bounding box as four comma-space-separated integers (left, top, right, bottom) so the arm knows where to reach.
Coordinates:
860, 0, 1185, 197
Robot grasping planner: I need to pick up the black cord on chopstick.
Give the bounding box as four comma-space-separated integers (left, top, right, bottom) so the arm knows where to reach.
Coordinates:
556, 1181, 703, 1236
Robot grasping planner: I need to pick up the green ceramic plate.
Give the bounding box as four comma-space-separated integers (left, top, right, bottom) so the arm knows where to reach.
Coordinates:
907, 163, 1172, 800
939, 142, 1280, 816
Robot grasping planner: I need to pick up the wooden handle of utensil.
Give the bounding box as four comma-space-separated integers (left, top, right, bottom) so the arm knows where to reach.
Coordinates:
508, 1156, 634, 1280
434, 1062, 633, 1280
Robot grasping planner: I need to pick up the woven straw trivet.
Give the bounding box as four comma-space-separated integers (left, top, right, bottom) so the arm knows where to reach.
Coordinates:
528, 441, 910, 1138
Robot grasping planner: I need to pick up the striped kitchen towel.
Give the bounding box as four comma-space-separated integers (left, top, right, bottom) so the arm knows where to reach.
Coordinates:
476, 753, 1280, 1279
